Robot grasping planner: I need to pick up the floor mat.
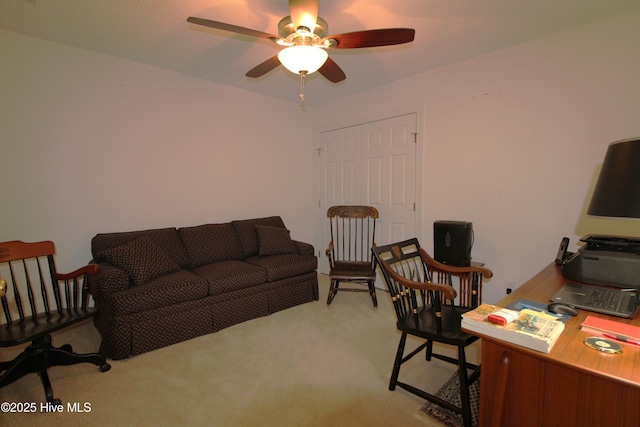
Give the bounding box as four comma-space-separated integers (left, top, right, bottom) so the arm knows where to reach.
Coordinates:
419, 371, 479, 427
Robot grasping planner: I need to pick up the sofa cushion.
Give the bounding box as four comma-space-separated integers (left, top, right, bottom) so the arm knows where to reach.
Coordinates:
244, 254, 318, 282
191, 260, 267, 295
231, 216, 287, 257
255, 225, 298, 256
179, 223, 244, 267
92, 227, 190, 268
102, 270, 209, 316
97, 237, 182, 286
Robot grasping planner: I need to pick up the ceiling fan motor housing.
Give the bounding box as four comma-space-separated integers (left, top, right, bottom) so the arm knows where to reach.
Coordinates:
278, 15, 329, 38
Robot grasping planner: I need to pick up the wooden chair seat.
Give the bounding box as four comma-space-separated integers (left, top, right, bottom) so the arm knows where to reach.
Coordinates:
0, 310, 94, 346
397, 304, 476, 346
329, 261, 376, 280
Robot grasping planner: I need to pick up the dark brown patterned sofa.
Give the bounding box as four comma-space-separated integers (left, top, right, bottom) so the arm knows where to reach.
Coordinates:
88, 216, 318, 360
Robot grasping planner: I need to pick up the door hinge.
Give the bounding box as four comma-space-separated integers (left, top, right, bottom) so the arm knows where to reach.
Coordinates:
413, 202, 416, 212
412, 133, 417, 143
318, 200, 321, 207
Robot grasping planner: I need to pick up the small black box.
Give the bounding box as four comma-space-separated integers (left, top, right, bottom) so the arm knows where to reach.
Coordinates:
433, 221, 473, 266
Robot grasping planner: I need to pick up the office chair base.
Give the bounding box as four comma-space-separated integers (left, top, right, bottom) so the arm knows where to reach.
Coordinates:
0, 335, 111, 402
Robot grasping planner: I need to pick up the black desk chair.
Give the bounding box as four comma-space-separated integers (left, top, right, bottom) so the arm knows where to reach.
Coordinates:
372, 238, 492, 427
325, 205, 379, 307
0, 240, 110, 403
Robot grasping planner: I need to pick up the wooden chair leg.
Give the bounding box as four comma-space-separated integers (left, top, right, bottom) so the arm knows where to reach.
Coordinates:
389, 332, 407, 391
0, 352, 30, 388
48, 346, 110, 370
425, 340, 434, 361
39, 365, 56, 403
457, 346, 473, 427
327, 279, 339, 305
368, 280, 378, 307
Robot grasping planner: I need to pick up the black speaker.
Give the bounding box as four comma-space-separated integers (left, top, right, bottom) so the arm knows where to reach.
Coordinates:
433, 221, 474, 266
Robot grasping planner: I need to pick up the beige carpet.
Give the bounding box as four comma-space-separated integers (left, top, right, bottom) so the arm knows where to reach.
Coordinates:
0, 274, 481, 427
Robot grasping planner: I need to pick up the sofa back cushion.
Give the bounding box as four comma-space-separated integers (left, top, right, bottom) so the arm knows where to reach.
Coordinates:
255, 225, 298, 256
96, 237, 182, 286
92, 227, 190, 268
178, 223, 244, 267
231, 216, 287, 257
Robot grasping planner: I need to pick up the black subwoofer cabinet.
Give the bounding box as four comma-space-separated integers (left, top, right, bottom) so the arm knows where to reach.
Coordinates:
433, 221, 473, 266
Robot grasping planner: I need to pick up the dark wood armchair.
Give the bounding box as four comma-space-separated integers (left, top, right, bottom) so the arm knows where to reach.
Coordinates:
372, 238, 493, 427
325, 205, 379, 307
0, 240, 110, 403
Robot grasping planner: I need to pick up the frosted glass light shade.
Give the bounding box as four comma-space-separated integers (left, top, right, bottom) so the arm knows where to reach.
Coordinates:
278, 46, 328, 75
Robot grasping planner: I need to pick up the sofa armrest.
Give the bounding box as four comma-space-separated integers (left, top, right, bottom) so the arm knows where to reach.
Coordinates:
293, 240, 315, 256
88, 261, 131, 302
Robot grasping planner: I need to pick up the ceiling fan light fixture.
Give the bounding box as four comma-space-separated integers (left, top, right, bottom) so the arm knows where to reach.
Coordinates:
296, 25, 312, 35
278, 45, 328, 75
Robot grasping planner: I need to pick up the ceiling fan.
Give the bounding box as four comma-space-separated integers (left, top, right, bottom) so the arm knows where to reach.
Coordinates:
187, 0, 415, 101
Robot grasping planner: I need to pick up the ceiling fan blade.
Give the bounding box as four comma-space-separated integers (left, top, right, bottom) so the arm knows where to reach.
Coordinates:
289, 0, 318, 33
245, 56, 281, 78
325, 28, 415, 49
318, 57, 346, 83
187, 17, 278, 41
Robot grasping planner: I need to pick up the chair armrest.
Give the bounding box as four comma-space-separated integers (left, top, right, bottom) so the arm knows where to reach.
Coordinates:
325, 240, 333, 255
325, 240, 335, 267
378, 256, 457, 301
420, 248, 493, 279
54, 263, 100, 281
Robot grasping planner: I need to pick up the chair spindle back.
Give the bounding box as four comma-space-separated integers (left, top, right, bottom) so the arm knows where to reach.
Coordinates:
373, 239, 453, 332
0, 240, 92, 326
327, 205, 378, 265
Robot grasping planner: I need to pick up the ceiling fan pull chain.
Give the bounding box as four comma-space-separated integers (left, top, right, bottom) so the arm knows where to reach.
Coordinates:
299, 71, 308, 101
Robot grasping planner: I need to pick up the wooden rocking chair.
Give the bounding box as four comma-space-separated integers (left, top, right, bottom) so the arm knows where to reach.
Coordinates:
325, 205, 379, 307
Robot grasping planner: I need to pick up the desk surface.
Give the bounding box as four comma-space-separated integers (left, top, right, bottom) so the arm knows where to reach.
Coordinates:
467, 263, 640, 427
482, 263, 639, 388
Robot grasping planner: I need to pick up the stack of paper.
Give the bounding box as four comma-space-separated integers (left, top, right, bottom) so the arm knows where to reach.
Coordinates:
462, 303, 565, 353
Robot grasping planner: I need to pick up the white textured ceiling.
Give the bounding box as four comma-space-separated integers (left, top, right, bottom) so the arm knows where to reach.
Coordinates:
2, 0, 639, 105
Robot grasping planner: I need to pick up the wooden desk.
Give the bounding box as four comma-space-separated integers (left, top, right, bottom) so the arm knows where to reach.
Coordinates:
466, 263, 640, 427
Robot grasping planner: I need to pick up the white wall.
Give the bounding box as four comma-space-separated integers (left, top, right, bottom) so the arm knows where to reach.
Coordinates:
3, 11, 640, 302
0, 29, 314, 271
312, 11, 640, 303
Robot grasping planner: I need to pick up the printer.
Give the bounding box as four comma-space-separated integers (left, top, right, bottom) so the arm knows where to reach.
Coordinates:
562, 235, 640, 290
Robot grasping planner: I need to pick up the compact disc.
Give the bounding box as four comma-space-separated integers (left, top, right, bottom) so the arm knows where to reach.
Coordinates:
583, 336, 623, 354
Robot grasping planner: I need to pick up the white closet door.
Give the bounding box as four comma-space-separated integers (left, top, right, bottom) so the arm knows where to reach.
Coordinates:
361, 114, 417, 247
316, 113, 417, 275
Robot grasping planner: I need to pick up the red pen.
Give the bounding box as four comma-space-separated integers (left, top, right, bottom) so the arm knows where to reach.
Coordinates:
603, 333, 640, 347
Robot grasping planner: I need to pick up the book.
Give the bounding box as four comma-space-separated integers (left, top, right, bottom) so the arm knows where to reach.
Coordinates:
581, 315, 640, 342
461, 303, 565, 353
505, 299, 571, 323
